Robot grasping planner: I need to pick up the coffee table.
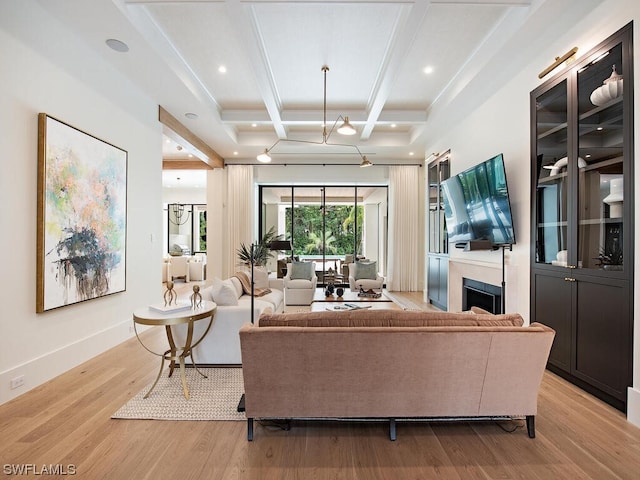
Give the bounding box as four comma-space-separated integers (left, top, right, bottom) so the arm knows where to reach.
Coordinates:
312, 288, 391, 303
311, 301, 402, 312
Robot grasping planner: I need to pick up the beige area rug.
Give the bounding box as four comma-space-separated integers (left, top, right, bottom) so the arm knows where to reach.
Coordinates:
112, 367, 246, 421
383, 292, 425, 311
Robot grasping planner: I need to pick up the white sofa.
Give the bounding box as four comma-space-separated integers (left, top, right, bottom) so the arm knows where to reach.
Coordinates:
173, 269, 284, 365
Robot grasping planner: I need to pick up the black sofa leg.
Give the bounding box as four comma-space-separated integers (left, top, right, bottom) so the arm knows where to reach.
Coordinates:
247, 418, 254, 441
526, 415, 535, 438
389, 418, 396, 441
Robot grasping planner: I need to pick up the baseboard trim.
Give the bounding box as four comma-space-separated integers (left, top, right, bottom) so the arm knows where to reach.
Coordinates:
628, 387, 640, 427
0, 320, 133, 405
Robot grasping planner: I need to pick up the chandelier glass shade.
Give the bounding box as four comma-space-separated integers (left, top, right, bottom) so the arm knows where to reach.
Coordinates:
257, 66, 371, 167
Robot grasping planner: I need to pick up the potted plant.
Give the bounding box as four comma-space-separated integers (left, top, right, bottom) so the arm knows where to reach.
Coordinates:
236, 226, 281, 266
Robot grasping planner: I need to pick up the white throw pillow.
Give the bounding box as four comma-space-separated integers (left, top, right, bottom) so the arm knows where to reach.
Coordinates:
290, 261, 313, 280
214, 279, 239, 306
253, 267, 269, 289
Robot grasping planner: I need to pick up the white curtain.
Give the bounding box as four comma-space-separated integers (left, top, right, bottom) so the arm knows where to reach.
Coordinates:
387, 165, 420, 291
225, 165, 254, 277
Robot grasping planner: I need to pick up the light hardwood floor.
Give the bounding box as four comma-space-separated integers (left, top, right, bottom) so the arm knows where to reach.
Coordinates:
1, 288, 639, 479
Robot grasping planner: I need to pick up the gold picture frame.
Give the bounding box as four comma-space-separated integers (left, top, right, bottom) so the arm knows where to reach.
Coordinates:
37, 114, 128, 312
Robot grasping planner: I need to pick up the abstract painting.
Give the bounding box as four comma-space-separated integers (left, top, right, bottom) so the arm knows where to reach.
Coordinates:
37, 114, 127, 312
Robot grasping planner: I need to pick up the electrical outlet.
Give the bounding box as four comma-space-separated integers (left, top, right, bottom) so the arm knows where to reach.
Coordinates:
10, 375, 25, 390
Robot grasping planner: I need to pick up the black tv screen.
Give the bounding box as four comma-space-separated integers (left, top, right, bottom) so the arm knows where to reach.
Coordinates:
441, 153, 516, 246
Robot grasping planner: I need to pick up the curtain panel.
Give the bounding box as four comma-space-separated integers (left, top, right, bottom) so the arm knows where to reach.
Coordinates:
387, 165, 420, 291
225, 165, 254, 277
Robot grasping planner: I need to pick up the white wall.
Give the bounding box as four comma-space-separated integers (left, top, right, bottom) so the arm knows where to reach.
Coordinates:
424, 0, 639, 424
0, 3, 163, 404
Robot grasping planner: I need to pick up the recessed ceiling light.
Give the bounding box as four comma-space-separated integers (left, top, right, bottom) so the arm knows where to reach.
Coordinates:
390, 124, 397, 128
188, 154, 193, 158
423, 66, 434, 75
251, 123, 257, 128
185, 112, 198, 120
409, 152, 415, 156
218, 65, 227, 73
233, 151, 239, 156
105, 38, 129, 53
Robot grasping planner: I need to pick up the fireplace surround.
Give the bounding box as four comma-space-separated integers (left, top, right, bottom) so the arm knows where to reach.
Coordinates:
462, 278, 502, 314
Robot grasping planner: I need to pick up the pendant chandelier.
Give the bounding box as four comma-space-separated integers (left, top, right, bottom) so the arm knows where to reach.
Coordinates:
168, 203, 191, 226
257, 66, 372, 167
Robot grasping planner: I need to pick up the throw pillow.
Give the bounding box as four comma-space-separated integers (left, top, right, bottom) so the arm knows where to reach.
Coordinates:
252, 266, 269, 289
290, 261, 313, 280
214, 279, 239, 306
354, 261, 377, 280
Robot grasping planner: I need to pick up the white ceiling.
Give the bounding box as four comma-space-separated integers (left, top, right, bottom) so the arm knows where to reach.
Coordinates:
32, 0, 594, 177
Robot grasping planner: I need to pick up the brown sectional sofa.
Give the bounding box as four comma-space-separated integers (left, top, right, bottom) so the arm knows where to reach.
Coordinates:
239, 309, 555, 441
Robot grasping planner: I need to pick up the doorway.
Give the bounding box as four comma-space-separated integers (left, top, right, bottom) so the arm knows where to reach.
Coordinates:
259, 185, 388, 286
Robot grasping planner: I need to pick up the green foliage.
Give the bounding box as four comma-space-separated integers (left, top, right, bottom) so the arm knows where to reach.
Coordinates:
303, 231, 337, 255
199, 211, 207, 251
237, 226, 281, 266
285, 205, 363, 256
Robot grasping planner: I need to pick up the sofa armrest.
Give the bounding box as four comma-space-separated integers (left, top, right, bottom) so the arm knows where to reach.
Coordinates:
269, 278, 284, 290
218, 303, 264, 324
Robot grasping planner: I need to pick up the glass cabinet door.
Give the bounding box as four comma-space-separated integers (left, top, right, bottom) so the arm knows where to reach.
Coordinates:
534, 79, 569, 266
427, 155, 450, 254
428, 163, 439, 253
439, 158, 450, 254
576, 42, 625, 272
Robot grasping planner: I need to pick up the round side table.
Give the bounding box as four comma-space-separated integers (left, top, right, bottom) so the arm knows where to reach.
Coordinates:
133, 301, 216, 400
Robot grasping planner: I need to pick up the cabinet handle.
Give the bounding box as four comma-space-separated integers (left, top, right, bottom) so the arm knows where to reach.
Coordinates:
564, 277, 576, 282
567, 265, 577, 269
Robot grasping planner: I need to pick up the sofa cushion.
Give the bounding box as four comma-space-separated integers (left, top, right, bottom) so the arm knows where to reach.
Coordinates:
258, 309, 524, 328
286, 278, 314, 289
290, 261, 314, 280
237, 295, 273, 315
229, 277, 244, 299
258, 289, 283, 312
470, 306, 493, 314
210, 279, 239, 306
252, 267, 269, 289
354, 261, 377, 280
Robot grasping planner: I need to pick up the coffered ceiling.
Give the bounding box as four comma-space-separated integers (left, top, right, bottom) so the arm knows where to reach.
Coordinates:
33, 0, 595, 172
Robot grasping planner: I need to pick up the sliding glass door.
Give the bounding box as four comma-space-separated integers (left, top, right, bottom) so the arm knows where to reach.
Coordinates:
259, 185, 387, 286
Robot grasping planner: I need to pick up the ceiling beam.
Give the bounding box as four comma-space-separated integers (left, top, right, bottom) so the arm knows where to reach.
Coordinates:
360, 1, 430, 140
159, 106, 224, 169
163, 159, 214, 170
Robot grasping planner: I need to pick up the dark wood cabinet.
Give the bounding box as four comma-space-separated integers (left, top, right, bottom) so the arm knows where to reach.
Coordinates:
427, 152, 450, 310
427, 253, 448, 311
530, 23, 633, 411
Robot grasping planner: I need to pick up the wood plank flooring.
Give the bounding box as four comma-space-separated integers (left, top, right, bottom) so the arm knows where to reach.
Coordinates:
1, 289, 639, 479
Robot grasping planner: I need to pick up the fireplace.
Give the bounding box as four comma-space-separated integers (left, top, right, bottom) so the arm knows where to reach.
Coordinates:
462, 278, 503, 314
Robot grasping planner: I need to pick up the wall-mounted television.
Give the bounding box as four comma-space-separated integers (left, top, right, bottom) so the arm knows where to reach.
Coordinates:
441, 153, 516, 247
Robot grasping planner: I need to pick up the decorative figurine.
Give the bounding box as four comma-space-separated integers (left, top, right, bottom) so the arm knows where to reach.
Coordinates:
336, 287, 344, 298
164, 280, 177, 306
190, 284, 203, 309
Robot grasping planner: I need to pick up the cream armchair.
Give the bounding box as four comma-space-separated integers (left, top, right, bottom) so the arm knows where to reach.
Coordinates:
348, 262, 384, 292
167, 255, 190, 282
188, 254, 206, 281
284, 262, 317, 306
